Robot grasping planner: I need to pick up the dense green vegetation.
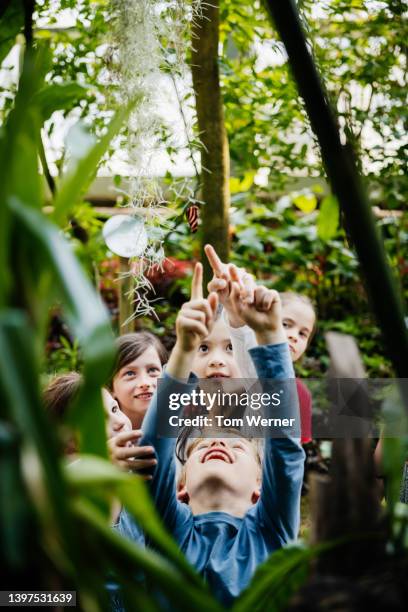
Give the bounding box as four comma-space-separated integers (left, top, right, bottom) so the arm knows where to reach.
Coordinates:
1, 0, 407, 610
2, 0, 401, 378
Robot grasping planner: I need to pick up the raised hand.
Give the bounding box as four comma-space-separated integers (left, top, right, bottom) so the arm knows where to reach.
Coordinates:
229, 282, 286, 346
176, 262, 218, 352
168, 263, 218, 379
205, 244, 257, 327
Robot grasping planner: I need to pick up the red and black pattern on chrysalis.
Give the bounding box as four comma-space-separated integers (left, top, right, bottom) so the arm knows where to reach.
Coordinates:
186, 204, 199, 233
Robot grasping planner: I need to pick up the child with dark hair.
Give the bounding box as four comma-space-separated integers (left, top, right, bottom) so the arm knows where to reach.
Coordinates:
104, 331, 168, 474
109, 332, 167, 429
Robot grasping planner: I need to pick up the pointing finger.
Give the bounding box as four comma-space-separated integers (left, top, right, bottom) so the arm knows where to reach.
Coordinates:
191, 262, 203, 300
204, 244, 225, 277
229, 264, 244, 289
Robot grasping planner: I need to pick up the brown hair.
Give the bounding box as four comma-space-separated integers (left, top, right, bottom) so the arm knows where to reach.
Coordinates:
43, 372, 82, 456
109, 331, 168, 388
43, 372, 82, 419
280, 291, 317, 343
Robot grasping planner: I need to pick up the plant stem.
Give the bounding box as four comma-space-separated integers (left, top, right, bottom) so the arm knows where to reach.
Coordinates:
39, 132, 56, 196
23, 0, 35, 46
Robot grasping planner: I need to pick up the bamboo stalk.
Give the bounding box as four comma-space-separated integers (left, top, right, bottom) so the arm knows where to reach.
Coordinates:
263, 0, 408, 380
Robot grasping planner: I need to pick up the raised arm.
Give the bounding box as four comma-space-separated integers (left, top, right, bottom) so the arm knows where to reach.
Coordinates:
139, 371, 195, 530
228, 282, 304, 543
205, 244, 258, 378
250, 343, 304, 543
140, 263, 218, 531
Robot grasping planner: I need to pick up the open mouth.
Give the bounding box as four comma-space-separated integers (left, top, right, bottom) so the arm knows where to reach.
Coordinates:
134, 392, 153, 401
202, 448, 232, 464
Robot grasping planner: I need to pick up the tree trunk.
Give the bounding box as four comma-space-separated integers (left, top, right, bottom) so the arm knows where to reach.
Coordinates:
191, 1, 230, 286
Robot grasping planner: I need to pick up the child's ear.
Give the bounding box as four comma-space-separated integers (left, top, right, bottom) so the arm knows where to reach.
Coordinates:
251, 488, 261, 504
251, 477, 261, 504
177, 483, 190, 504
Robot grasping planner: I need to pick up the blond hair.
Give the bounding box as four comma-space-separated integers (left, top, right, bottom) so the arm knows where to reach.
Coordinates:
176, 427, 264, 487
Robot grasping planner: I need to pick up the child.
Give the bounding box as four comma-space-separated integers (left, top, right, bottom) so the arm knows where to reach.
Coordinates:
205, 244, 316, 444
43, 373, 153, 473
106, 331, 167, 474
129, 263, 304, 606
188, 310, 242, 380
110, 332, 167, 429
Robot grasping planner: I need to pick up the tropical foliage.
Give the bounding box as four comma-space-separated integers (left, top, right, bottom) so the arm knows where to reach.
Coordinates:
1, 0, 407, 610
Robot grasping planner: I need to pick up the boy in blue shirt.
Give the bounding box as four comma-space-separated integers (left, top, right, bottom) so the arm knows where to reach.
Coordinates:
122, 263, 304, 606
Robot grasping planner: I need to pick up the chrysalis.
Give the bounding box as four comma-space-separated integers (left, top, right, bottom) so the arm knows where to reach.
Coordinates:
186, 204, 199, 233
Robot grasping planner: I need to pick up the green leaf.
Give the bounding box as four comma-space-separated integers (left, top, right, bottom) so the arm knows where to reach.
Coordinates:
233, 544, 311, 612
0, 422, 34, 568
0, 46, 47, 304
311, 183, 324, 194
52, 103, 133, 225
240, 170, 256, 192
230, 177, 243, 194
230, 171, 255, 194
66, 457, 204, 582
292, 193, 317, 213
9, 198, 114, 456
33, 82, 88, 123
73, 499, 223, 612
0, 310, 83, 573
233, 541, 338, 612
0, 0, 24, 66
237, 227, 264, 251
317, 194, 339, 241
68, 457, 222, 608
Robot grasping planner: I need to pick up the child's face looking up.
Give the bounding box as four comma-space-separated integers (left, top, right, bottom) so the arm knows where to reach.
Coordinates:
112, 346, 163, 428
102, 388, 132, 439
180, 437, 261, 514
282, 299, 315, 362
191, 318, 241, 379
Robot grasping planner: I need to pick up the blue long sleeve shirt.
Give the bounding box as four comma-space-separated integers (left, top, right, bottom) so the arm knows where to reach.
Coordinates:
119, 342, 305, 606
